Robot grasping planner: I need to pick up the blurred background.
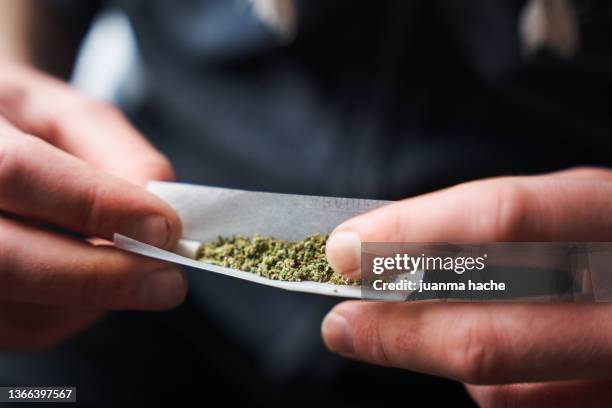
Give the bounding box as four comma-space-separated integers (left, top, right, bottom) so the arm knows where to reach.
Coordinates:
71, 8, 145, 107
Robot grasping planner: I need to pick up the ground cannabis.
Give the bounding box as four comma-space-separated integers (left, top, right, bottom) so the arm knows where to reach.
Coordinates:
197, 233, 359, 285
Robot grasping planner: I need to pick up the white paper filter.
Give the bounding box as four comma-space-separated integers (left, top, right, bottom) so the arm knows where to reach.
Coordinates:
114, 182, 391, 298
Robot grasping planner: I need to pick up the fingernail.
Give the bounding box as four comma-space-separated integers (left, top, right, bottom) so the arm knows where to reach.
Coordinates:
326, 230, 361, 278
321, 312, 354, 356
128, 215, 171, 248
139, 268, 186, 309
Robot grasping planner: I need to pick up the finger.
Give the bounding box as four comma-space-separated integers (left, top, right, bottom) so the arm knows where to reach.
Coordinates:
0, 127, 181, 248
466, 380, 612, 408
321, 301, 612, 384
0, 63, 172, 185
326, 169, 612, 278
0, 302, 101, 351
549, 166, 612, 181
0, 216, 187, 310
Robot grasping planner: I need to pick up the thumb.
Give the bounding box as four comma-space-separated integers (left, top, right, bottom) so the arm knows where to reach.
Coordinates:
326, 169, 612, 279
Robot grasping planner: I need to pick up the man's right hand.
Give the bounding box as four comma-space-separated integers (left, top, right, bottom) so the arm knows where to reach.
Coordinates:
0, 62, 186, 350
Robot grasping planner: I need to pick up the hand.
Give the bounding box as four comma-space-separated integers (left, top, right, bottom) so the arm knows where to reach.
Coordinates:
0, 63, 186, 350
323, 167, 612, 407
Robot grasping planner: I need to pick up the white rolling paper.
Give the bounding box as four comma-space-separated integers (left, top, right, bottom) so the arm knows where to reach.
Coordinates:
114, 182, 391, 298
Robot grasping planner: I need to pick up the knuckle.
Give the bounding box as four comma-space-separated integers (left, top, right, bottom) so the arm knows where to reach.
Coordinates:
0, 136, 26, 190
46, 112, 74, 145
0, 84, 34, 128
46, 101, 121, 143
46, 102, 94, 145
0, 81, 27, 107
469, 386, 520, 408
77, 182, 108, 235
0, 137, 13, 178
355, 314, 393, 366
0, 234, 10, 282
565, 165, 602, 174
568, 166, 612, 180
0, 219, 16, 266
450, 319, 500, 384
77, 261, 104, 307
79, 257, 143, 309
571, 165, 599, 173
139, 153, 176, 181
480, 182, 532, 241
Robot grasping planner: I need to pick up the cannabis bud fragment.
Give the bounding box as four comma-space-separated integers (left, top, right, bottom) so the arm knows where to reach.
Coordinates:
196, 233, 359, 286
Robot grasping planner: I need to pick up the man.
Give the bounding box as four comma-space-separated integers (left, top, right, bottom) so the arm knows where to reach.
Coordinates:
1, 0, 612, 406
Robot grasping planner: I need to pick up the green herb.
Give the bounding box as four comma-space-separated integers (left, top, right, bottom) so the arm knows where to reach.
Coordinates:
196, 233, 359, 285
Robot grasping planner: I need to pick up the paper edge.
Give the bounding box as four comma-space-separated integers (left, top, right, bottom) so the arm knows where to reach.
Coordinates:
114, 234, 361, 299
147, 181, 391, 207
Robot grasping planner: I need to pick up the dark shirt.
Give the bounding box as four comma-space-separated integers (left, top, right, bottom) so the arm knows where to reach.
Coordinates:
121, 0, 612, 196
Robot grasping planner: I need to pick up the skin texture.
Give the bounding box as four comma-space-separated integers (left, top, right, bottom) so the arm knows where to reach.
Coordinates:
0, 62, 187, 351
324, 167, 612, 407
3, 3, 609, 405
